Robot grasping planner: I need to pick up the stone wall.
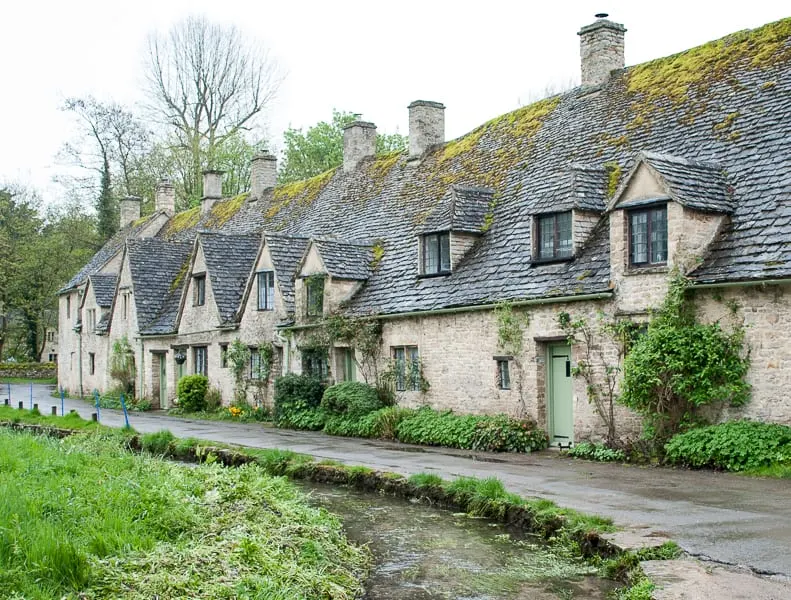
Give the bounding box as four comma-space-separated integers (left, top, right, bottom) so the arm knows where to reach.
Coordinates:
0, 363, 57, 380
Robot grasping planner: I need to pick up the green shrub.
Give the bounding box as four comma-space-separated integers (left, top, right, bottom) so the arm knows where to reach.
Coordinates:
205, 387, 223, 412
141, 430, 175, 454
176, 375, 209, 412
395, 408, 548, 453
365, 406, 414, 439
471, 414, 548, 453
664, 420, 791, 471
568, 441, 626, 462
273, 374, 324, 427
321, 381, 382, 417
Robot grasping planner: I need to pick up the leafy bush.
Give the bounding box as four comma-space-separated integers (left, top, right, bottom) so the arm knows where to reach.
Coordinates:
141, 429, 175, 454
664, 420, 791, 471
321, 381, 382, 417
205, 387, 223, 412
396, 408, 548, 453
568, 441, 626, 462
176, 375, 209, 412
471, 414, 548, 453
273, 374, 325, 427
620, 275, 750, 441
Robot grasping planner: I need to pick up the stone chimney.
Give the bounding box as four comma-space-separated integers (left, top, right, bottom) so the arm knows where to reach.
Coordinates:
155, 179, 176, 215
408, 100, 445, 160
201, 170, 224, 214
119, 196, 141, 229
578, 14, 626, 87
342, 121, 377, 173
250, 153, 277, 199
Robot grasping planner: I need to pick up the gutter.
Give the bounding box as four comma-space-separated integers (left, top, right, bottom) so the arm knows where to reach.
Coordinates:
691, 278, 791, 290
283, 291, 614, 331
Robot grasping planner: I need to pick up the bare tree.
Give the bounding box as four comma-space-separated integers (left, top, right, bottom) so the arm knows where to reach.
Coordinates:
144, 16, 282, 203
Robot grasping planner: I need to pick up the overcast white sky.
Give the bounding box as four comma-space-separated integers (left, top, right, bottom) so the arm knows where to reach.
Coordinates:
1, 0, 788, 205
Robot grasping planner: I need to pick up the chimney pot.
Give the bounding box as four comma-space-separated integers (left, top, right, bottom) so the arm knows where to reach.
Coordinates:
155, 179, 176, 215
408, 100, 445, 160
250, 153, 278, 199
578, 17, 626, 87
119, 196, 141, 229
201, 170, 224, 214
342, 121, 377, 172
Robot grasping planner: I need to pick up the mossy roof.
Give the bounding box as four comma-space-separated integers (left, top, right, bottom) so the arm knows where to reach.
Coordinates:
69, 17, 791, 317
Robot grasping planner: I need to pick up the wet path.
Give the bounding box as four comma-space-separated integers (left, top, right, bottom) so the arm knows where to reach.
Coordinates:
9, 383, 791, 577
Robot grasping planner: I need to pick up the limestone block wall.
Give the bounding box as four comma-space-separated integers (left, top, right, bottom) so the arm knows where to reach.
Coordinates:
694, 284, 791, 425
80, 290, 110, 394
573, 210, 601, 255
450, 232, 479, 270
58, 288, 84, 395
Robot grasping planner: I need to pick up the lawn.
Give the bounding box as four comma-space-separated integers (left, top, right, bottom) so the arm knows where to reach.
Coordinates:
0, 429, 370, 599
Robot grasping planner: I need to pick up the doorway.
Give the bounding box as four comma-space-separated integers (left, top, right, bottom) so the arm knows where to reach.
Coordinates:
547, 344, 573, 445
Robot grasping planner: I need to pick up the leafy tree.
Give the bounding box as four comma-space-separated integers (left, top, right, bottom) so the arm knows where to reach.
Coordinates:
144, 16, 281, 205
620, 274, 751, 442
279, 110, 407, 183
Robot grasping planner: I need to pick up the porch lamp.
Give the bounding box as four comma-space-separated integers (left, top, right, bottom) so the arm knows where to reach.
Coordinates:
174, 350, 187, 365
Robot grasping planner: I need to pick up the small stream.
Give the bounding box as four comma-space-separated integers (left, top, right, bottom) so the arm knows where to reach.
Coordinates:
300, 482, 617, 600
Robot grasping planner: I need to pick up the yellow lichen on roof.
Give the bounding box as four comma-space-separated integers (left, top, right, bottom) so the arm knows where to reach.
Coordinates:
626, 17, 791, 105
169, 254, 192, 292
266, 168, 337, 220
131, 214, 154, 228
204, 193, 249, 228
161, 206, 200, 238
368, 151, 403, 181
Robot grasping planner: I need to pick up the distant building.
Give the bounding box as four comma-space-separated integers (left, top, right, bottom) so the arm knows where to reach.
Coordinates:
57, 16, 791, 442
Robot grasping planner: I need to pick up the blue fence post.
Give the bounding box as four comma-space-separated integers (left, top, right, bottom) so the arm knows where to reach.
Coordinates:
120, 393, 130, 429
29, 381, 33, 410
60, 388, 65, 417
94, 390, 100, 422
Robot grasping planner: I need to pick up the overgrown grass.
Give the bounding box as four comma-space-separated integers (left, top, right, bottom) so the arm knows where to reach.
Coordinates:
0, 377, 57, 384
0, 429, 370, 599
0, 405, 105, 431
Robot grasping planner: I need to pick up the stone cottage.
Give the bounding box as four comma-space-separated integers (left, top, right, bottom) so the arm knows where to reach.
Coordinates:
58, 16, 791, 443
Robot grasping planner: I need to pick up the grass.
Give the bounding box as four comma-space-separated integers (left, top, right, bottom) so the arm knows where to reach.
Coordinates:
1, 377, 57, 384
0, 405, 106, 431
0, 428, 370, 599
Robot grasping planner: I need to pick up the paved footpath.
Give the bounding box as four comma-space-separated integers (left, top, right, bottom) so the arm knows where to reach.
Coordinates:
7, 383, 791, 580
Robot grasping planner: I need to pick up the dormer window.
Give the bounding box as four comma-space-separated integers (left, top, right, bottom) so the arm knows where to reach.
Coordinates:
305, 276, 325, 317
629, 205, 667, 266
422, 232, 451, 275
193, 274, 206, 306
536, 212, 572, 261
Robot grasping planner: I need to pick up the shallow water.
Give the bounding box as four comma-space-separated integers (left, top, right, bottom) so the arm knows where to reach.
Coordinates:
300, 482, 617, 600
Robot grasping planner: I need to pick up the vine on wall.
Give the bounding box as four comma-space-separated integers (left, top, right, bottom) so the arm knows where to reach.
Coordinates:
494, 301, 530, 416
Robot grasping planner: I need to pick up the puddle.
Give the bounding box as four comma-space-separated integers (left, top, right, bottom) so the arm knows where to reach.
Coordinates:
300, 482, 617, 599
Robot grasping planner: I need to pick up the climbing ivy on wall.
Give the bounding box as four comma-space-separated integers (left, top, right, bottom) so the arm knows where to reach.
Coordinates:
494, 301, 530, 416
620, 273, 751, 442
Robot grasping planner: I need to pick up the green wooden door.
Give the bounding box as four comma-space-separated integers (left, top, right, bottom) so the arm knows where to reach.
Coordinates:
548, 344, 573, 444
159, 355, 168, 409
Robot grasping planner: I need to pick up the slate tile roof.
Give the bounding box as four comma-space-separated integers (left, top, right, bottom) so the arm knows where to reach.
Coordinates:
530, 165, 608, 214
59, 214, 160, 293
420, 186, 494, 234
65, 18, 791, 322
616, 152, 733, 213
199, 233, 261, 326
313, 239, 373, 280
126, 239, 192, 334
89, 275, 117, 308
265, 235, 309, 313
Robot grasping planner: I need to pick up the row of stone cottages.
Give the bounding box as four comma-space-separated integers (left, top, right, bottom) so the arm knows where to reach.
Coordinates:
58, 16, 791, 443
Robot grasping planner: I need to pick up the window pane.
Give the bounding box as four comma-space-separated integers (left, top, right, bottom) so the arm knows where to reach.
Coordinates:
498, 360, 510, 389
539, 216, 555, 259
650, 207, 668, 263
393, 347, 406, 391
440, 233, 451, 272
424, 235, 439, 273
250, 350, 260, 379
267, 272, 275, 309
630, 212, 648, 264
257, 273, 265, 310
407, 347, 420, 391
557, 212, 572, 257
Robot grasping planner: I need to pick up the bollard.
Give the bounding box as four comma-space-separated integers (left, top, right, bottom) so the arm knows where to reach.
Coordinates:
51, 406, 57, 416
91, 413, 98, 422
69, 409, 77, 415
18, 401, 23, 410
3, 398, 7, 406
33, 403, 38, 412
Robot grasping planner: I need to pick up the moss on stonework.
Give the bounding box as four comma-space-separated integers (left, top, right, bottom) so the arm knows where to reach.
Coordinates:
131, 214, 153, 227
370, 240, 386, 271
760, 80, 777, 90
626, 18, 791, 106
204, 193, 249, 228
368, 152, 403, 181
161, 207, 200, 238
170, 255, 192, 293
267, 168, 337, 220
604, 162, 622, 199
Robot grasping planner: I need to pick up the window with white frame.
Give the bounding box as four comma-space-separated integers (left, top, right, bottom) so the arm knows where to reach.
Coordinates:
257, 271, 275, 311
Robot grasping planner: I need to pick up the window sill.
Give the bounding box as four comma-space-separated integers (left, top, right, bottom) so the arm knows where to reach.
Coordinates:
624, 264, 669, 276
256, 308, 274, 312
530, 256, 574, 266
417, 271, 451, 279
